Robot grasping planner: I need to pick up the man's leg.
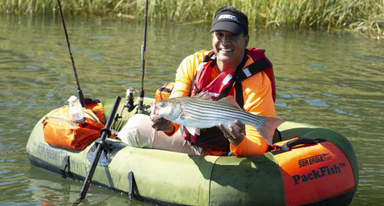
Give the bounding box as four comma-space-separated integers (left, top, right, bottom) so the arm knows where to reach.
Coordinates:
118, 114, 206, 155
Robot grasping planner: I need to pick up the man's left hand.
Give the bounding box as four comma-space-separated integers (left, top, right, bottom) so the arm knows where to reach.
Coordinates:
217, 120, 245, 146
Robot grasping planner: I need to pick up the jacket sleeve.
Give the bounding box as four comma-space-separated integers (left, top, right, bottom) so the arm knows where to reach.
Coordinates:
170, 50, 209, 98
229, 70, 276, 156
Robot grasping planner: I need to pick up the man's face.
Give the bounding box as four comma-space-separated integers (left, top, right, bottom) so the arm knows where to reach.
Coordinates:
212, 30, 249, 65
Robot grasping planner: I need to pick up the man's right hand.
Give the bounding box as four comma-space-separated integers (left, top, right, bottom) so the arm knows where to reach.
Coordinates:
152, 117, 174, 134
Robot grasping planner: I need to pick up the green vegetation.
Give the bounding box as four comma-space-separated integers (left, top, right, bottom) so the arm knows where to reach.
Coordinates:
1, 0, 383, 37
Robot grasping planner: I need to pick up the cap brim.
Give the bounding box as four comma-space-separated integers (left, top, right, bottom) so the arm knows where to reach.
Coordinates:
209, 21, 243, 35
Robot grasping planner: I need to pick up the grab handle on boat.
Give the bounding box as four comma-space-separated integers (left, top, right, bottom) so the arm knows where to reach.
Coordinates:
75, 96, 121, 204
281, 138, 324, 152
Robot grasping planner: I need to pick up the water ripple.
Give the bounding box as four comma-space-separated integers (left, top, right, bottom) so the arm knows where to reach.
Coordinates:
275, 101, 287, 107
334, 108, 347, 114
0, 180, 18, 186
24, 65, 41, 70
355, 55, 384, 62
322, 93, 339, 98
90, 36, 110, 39
304, 99, 330, 107
278, 93, 310, 99
309, 63, 328, 68
32, 38, 44, 41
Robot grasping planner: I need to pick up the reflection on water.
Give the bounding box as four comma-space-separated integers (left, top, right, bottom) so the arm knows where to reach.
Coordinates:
24, 167, 146, 206
0, 14, 383, 205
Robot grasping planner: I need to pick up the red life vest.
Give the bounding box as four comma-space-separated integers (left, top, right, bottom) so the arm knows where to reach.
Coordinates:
183, 48, 275, 151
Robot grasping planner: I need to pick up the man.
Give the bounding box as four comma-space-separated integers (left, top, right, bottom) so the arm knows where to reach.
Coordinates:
119, 6, 277, 156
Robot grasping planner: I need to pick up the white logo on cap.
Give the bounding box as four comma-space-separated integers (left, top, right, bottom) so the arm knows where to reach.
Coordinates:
218, 14, 238, 22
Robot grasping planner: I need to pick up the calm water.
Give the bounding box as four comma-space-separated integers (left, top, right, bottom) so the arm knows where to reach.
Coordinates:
0, 14, 383, 205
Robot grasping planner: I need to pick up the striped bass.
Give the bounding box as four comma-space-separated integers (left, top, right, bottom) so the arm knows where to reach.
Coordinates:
150, 96, 285, 145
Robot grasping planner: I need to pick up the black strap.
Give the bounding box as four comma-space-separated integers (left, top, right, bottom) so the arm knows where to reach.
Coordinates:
272, 138, 326, 155
158, 86, 173, 93
128, 171, 142, 201
84, 98, 100, 104
234, 57, 272, 108
203, 53, 213, 62
234, 80, 244, 108
237, 57, 271, 81
188, 74, 198, 97
60, 155, 73, 178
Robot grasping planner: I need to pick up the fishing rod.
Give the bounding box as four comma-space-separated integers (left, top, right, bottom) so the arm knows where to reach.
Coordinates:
57, 0, 86, 107
137, 0, 149, 114
75, 96, 121, 204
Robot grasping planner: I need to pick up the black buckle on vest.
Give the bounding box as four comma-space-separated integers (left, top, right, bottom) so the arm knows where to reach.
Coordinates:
238, 57, 271, 81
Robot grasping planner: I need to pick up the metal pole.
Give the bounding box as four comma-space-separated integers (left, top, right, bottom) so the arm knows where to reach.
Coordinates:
137, 0, 149, 114
76, 96, 122, 203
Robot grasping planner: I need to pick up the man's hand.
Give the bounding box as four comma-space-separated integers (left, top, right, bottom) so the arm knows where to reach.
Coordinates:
152, 117, 174, 134
217, 120, 245, 146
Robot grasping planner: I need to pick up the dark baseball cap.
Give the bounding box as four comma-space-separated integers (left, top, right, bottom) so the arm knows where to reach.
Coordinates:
209, 12, 248, 35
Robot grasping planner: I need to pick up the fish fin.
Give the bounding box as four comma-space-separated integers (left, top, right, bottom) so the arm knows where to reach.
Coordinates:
255, 117, 285, 145
218, 96, 241, 109
195, 91, 212, 100
186, 126, 200, 136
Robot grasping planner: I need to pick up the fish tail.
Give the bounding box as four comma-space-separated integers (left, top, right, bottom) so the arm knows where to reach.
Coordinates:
255, 117, 285, 145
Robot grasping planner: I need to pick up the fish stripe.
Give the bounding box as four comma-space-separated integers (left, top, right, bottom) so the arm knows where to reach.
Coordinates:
182, 102, 264, 127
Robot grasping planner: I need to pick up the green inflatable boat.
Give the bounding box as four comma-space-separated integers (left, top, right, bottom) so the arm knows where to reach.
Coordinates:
26, 97, 358, 205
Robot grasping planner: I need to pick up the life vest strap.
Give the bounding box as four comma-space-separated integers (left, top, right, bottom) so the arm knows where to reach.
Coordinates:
189, 52, 217, 96
238, 57, 271, 81
234, 57, 272, 108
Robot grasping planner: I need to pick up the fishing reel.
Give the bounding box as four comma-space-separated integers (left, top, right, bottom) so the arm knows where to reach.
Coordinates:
125, 87, 137, 112
115, 88, 137, 120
